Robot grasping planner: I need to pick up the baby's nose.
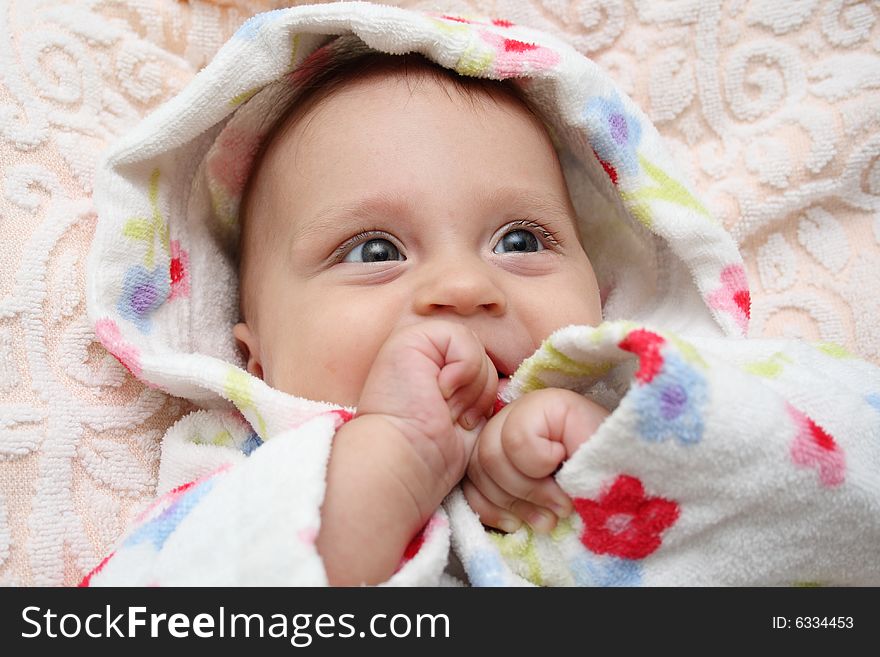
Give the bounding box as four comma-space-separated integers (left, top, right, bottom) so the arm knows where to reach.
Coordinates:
412, 257, 506, 317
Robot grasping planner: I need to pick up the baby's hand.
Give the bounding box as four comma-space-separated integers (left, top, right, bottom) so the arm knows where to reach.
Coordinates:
463, 388, 609, 533
318, 320, 496, 585
356, 320, 498, 518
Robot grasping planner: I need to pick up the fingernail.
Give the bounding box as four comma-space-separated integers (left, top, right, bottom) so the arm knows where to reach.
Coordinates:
528, 509, 556, 533
460, 409, 480, 430
498, 515, 522, 534
551, 501, 571, 519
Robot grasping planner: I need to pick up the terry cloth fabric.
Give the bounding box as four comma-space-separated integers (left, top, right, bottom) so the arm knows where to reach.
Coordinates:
84, 2, 880, 586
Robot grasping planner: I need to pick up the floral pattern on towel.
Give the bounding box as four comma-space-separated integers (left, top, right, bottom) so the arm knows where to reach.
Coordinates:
574, 474, 680, 560
787, 404, 845, 488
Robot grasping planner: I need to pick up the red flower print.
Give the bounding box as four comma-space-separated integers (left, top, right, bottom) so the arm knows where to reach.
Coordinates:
707, 264, 750, 336
618, 329, 666, 383
440, 14, 474, 24
574, 475, 680, 560
170, 256, 184, 285
94, 318, 142, 378
477, 30, 560, 77
402, 525, 427, 563
437, 15, 514, 28
787, 404, 845, 487
79, 551, 115, 587
593, 148, 619, 185
206, 126, 262, 197
329, 408, 354, 427
734, 289, 750, 318
503, 38, 538, 53
168, 239, 190, 300
287, 44, 333, 87
395, 514, 447, 572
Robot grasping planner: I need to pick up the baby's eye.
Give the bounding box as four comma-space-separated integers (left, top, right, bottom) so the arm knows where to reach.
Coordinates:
493, 229, 543, 254
343, 238, 404, 263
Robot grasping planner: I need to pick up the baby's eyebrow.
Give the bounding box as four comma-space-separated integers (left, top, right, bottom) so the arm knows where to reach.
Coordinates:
291, 191, 411, 241
483, 186, 574, 220
291, 185, 573, 241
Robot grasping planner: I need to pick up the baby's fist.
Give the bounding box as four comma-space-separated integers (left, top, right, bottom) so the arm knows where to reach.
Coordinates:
357, 320, 498, 493
464, 388, 609, 533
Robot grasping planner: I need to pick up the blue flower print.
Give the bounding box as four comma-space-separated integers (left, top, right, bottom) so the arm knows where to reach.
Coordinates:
241, 430, 263, 456
234, 9, 287, 41
570, 552, 642, 587
116, 264, 169, 334
584, 94, 643, 178
866, 393, 880, 416
632, 352, 708, 445
124, 477, 216, 551
466, 548, 509, 587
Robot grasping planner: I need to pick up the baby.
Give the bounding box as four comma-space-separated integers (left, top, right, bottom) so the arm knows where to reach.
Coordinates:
232, 52, 609, 585
86, 4, 880, 587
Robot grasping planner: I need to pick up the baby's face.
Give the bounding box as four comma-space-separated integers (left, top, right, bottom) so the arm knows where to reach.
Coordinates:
235, 69, 602, 407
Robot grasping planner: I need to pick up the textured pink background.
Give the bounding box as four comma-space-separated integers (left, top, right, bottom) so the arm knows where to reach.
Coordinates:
1, 0, 878, 585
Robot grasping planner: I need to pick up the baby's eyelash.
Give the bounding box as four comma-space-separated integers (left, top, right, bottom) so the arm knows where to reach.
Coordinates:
509, 218, 562, 247
330, 219, 561, 262
331, 229, 391, 261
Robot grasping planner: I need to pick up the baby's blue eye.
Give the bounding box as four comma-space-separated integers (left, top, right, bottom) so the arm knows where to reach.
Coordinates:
344, 238, 404, 263
493, 229, 543, 254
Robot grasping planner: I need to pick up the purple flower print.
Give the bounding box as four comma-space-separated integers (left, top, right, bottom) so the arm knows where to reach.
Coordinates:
584, 94, 643, 180
631, 351, 708, 445
117, 264, 169, 334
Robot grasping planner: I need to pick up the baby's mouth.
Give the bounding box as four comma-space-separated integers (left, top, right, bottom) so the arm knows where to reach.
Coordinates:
489, 359, 508, 382
494, 375, 510, 415
488, 353, 513, 412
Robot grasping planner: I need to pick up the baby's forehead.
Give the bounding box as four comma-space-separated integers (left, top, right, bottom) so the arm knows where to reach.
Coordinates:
271, 54, 539, 148
248, 58, 548, 203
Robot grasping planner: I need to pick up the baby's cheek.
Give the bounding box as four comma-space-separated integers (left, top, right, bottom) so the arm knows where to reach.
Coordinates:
556, 297, 602, 330
322, 346, 376, 407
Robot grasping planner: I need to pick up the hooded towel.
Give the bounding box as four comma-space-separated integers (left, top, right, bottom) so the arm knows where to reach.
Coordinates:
84, 2, 880, 586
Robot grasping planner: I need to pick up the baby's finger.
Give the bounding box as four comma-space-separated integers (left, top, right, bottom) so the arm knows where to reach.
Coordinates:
457, 352, 498, 428
467, 457, 568, 530
464, 476, 560, 534
483, 462, 572, 521
476, 427, 572, 517
455, 416, 485, 463
462, 479, 522, 534
435, 325, 485, 396
511, 499, 561, 534
447, 350, 497, 429
501, 413, 568, 479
